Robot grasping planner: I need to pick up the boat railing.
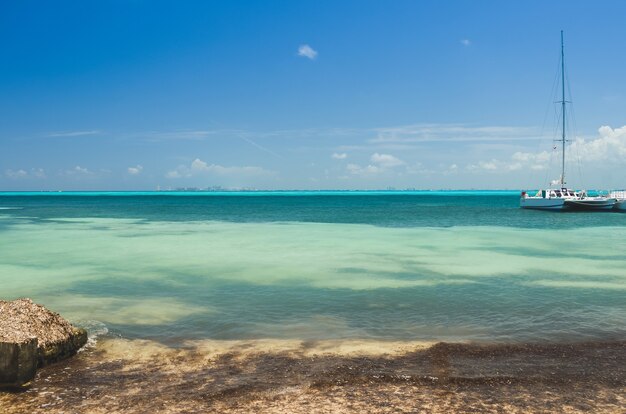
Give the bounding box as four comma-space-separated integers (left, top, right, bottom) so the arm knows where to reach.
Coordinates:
609, 190, 626, 200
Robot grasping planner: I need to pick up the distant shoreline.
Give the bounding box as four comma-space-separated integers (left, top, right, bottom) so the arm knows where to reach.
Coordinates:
0, 190, 525, 196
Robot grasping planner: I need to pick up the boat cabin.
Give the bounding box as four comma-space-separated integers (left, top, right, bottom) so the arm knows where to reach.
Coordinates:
529, 188, 578, 199
541, 188, 578, 198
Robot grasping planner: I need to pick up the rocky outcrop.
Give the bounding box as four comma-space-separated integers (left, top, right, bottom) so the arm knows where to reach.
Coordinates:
0, 298, 87, 388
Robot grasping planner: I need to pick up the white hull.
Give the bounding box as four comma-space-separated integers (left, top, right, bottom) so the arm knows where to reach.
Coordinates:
520, 197, 566, 210
521, 194, 617, 211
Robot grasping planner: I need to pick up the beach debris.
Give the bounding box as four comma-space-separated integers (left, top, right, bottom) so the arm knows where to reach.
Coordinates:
0, 298, 87, 388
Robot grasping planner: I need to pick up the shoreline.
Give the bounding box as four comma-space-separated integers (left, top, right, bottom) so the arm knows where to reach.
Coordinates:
2, 337, 624, 413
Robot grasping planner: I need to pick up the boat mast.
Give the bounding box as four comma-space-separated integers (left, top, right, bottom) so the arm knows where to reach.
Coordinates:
560, 30, 566, 186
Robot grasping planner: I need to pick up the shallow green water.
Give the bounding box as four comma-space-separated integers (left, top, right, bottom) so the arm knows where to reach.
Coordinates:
0, 192, 624, 344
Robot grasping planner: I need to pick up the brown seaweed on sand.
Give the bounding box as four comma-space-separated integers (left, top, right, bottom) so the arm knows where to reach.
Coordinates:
1, 337, 624, 413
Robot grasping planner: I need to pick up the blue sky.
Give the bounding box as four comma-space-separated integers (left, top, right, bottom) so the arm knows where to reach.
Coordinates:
1, 0, 625, 190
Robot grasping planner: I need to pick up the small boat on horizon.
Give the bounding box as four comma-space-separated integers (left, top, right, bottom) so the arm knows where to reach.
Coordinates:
520, 31, 615, 212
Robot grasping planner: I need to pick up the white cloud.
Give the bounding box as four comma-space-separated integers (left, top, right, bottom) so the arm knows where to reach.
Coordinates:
507, 162, 523, 171
165, 170, 182, 179
442, 164, 459, 176
166, 158, 272, 179
5, 168, 46, 179
346, 163, 383, 176
31, 168, 46, 178
331, 153, 348, 160
511, 150, 550, 171
481, 161, 498, 170
128, 165, 143, 175
371, 153, 404, 168
466, 158, 534, 173
63, 166, 93, 176
466, 125, 626, 178
461, 39, 471, 46
467, 160, 499, 171
5, 169, 28, 179
297, 44, 318, 60
345, 153, 406, 177
568, 125, 626, 161
511, 151, 549, 163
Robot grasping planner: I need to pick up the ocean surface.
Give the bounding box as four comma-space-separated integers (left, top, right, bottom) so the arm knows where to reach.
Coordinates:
1, 191, 624, 345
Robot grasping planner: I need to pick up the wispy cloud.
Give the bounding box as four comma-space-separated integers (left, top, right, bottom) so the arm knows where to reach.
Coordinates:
114, 124, 536, 147
345, 153, 406, 177
48, 130, 101, 137
371, 153, 404, 168
239, 136, 282, 158
127, 165, 143, 175
297, 44, 318, 60
331, 153, 348, 160
443, 164, 459, 176
5, 169, 28, 179
5, 168, 46, 179
370, 124, 539, 144
466, 154, 550, 173
62, 165, 94, 176
461, 39, 471, 46
511, 151, 551, 170
32, 168, 46, 178
346, 163, 382, 176
141, 130, 222, 142
467, 159, 499, 172
166, 158, 273, 179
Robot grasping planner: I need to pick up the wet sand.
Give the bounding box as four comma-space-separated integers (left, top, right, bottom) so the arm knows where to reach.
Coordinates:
1, 338, 624, 413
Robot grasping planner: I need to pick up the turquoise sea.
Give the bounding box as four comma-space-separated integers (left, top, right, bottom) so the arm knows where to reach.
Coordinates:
1, 191, 624, 345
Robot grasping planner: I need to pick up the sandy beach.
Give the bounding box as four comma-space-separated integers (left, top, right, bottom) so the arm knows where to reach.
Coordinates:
2, 338, 624, 413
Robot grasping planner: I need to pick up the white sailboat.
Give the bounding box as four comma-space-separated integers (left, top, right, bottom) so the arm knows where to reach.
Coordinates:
520, 31, 616, 211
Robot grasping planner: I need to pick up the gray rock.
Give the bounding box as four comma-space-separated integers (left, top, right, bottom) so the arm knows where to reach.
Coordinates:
0, 298, 88, 388
0, 338, 38, 388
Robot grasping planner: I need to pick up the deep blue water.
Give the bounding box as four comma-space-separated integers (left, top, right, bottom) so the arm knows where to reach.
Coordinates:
0, 191, 623, 228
